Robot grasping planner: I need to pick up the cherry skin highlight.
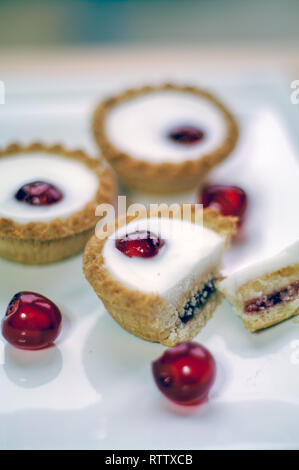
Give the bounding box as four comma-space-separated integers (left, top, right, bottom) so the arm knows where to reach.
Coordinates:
15, 181, 63, 206
168, 125, 205, 145
152, 341, 216, 406
2, 292, 62, 350
200, 184, 248, 227
115, 231, 164, 258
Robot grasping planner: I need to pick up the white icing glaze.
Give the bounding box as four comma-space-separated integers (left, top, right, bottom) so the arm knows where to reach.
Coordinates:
0, 153, 99, 224
103, 217, 225, 305
105, 90, 227, 163
219, 239, 299, 297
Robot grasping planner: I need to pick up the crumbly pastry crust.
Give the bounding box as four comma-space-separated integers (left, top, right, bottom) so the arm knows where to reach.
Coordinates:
0, 229, 94, 265
83, 207, 237, 345
0, 142, 116, 264
221, 264, 299, 331
0, 142, 116, 240
92, 83, 239, 193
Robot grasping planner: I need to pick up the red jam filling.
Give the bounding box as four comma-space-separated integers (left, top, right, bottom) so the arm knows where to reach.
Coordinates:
115, 231, 164, 258
245, 281, 299, 314
15, 181, 63, 206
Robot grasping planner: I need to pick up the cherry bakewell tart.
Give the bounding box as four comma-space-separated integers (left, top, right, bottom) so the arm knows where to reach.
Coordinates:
83, 206, 237, 346
219, 240, 299, 331
0, 143, 116, 265
92, 83, 239, 194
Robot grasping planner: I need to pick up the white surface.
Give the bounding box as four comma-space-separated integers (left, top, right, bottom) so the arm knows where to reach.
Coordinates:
220, 239, 299, 296
0, 71, 299, 450
0, 153, 98, 223
106, 90, 227, 163
103, 217, 224, 304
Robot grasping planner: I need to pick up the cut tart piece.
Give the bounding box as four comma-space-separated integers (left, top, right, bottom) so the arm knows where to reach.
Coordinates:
83, 207, 237, 346
219, 240, 299, 331
92, 83, 239, 194
0, 143, 116, 264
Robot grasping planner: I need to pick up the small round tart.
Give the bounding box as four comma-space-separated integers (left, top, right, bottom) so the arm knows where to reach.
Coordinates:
83, 206, 237, 346
93, 83, 239, 193
0, 143, 116, 265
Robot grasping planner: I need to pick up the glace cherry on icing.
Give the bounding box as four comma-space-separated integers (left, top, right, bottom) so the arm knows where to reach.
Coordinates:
15, 181, 63, 206
115, 231, 164, 258
168, 125, 205, 145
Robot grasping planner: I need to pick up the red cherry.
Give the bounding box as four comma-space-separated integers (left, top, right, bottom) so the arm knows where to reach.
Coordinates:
200, 184, 248, 227
115, 231, 164, 258
2, 292, 62, 350
152, 341, 216, 406
15, 181, 63, 206
168, 125, 205, 145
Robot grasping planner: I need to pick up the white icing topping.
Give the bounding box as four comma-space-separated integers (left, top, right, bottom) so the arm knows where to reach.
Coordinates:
0, 153, 99, 224
219, 239, 299, 297
105, 90, 227, 163
103, 217, 225, 305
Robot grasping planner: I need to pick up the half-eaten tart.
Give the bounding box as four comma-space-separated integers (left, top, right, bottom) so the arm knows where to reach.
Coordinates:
0, 143, 116, 265
219, 240, 299, 331
92, 83, 239, 194
83, 206, 237, 346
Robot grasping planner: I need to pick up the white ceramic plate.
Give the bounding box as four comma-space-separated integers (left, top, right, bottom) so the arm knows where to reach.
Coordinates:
0, 70, 299, 450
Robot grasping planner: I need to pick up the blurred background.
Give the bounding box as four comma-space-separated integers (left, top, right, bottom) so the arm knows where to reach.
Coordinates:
0, 0, 299, 48
0, 0, 298, 84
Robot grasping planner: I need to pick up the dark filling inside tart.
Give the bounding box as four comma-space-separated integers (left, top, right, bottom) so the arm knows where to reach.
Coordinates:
244, 280, 299, 314
179, 279, 216, 324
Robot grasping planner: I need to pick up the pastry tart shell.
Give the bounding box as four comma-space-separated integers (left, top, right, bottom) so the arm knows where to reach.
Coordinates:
83, 207, 237, 345
0, 142, 116, 264
92, 83, 239, 193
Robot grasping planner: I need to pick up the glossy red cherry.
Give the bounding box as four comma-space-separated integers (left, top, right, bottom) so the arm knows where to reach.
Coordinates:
152, 341, 216, 406
2, 292, 62, 350
168, 125, 205, 145
15, 181, 63, 206
115, 231, 164, 258
200, 184, 248, 226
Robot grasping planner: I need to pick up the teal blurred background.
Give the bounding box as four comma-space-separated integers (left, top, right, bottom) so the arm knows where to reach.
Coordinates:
0, 0, 298, 47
